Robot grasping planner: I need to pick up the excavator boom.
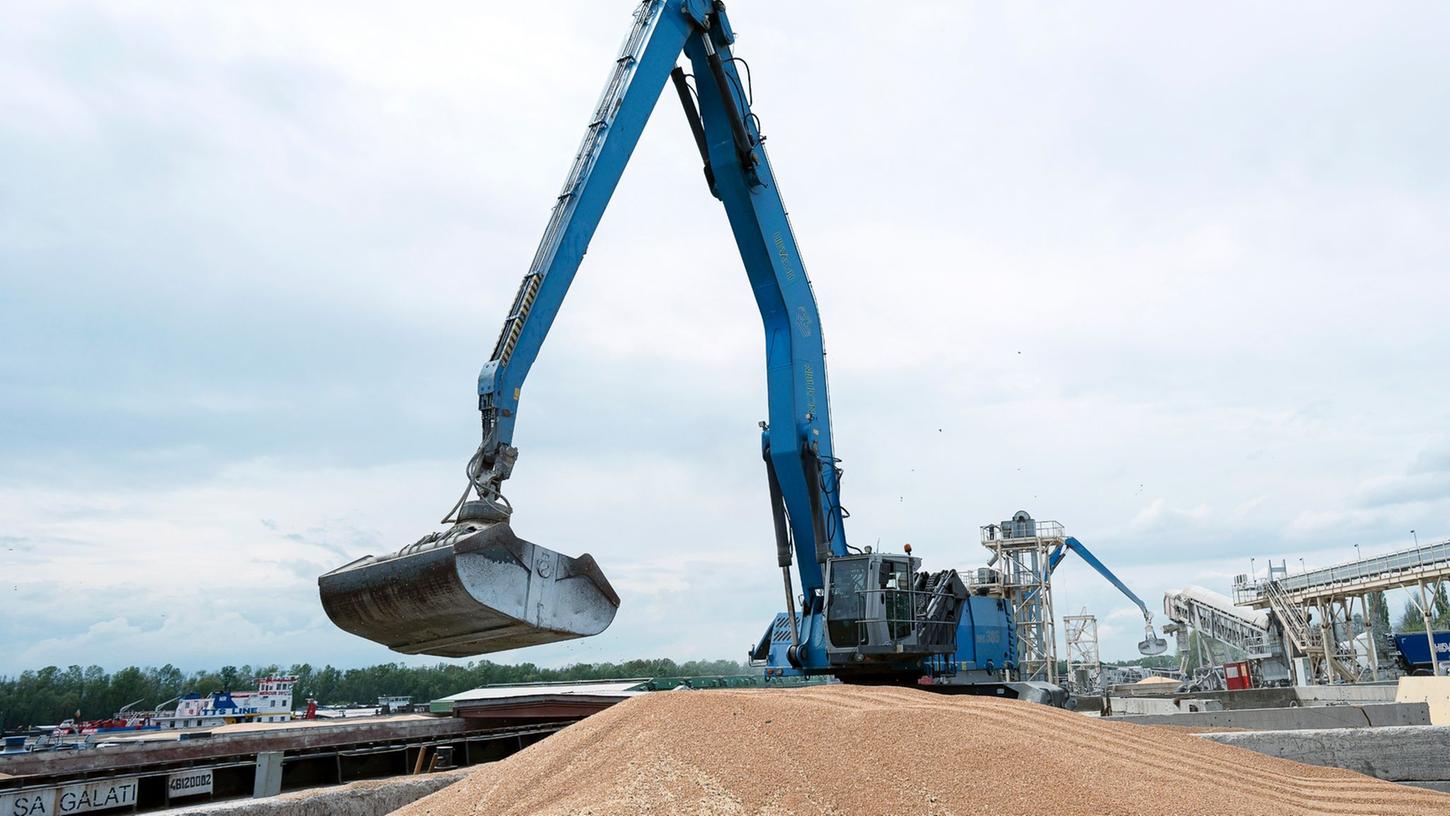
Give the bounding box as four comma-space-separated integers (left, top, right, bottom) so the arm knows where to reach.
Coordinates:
320, 5, 1059, 706
319, 0, 847, 657
1048, 536, 1168, 656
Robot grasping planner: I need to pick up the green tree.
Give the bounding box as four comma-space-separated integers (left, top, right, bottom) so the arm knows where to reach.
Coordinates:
217, 666, 239, 691
0, 657, 757, 726
1433, 584, 1450, 629
1401, 599, 1428, 633
1398, 585, 1450, 634
1368, 591, 1392, 633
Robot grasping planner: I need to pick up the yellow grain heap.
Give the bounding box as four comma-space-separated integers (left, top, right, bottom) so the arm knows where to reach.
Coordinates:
400, 685, 1449, 816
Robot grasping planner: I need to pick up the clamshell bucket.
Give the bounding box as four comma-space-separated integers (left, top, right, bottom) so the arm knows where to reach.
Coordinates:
1138, 625, 1169, 656
318, 519, 619, 658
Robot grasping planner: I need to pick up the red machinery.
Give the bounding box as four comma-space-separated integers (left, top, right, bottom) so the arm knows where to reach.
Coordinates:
1223, 660, 1254, 691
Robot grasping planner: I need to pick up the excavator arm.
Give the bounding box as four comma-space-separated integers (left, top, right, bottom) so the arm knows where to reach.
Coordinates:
319, 0, 848, 657
473, 0, 848, 589
1048, 537, 1168, 656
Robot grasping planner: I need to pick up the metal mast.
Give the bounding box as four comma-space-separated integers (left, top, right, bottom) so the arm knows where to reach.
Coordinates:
979, 512, 1063, 685
1063, 612, 1102, 693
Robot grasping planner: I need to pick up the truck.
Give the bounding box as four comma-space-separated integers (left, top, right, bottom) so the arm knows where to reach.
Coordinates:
1394, 631, 1450, 676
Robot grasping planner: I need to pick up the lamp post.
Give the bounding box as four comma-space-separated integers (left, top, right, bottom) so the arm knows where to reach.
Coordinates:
1412, 530, 1419, 547
1299, 557, 1306, 573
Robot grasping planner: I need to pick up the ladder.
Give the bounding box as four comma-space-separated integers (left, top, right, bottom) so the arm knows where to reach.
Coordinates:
1262, 579, 1321, 657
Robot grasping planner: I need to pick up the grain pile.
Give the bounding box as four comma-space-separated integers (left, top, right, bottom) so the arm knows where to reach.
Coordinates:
399, 685, 1450, 816
1133, 676, 1180, 687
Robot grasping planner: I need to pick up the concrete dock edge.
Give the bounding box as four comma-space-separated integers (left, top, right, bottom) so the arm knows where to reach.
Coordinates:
1200, 725, 1450, 785
168, 769, 469, 816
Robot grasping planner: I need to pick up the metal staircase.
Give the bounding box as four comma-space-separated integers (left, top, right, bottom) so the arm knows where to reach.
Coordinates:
1261, 579, 1320, 658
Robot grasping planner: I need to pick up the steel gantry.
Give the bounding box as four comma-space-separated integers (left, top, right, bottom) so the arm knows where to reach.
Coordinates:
1235, 538, 1450, 684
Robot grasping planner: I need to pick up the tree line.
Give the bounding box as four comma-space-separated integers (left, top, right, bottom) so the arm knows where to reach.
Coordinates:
1397, 584, 1450, 633
0, 658, 750, 730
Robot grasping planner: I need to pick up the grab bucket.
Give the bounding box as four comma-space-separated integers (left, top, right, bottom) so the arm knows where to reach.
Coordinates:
318, 519, 619, 658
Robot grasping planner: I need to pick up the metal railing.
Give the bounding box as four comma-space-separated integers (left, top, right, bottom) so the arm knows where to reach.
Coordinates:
1261, 579, 1318, 656
981, 520, 1065, 544
847, 588, 959, 652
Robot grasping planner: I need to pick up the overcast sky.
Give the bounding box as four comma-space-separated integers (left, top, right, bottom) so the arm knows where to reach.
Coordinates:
2, 1, 1448, 676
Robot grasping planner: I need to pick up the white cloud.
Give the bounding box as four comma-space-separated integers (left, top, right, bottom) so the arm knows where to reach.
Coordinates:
3, 0, 1448, 670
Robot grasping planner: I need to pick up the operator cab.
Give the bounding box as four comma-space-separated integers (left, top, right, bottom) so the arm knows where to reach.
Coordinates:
823, 553, 966, 662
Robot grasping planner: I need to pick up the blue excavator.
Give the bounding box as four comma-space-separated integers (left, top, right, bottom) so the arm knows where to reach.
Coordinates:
318, 0, 1140, 703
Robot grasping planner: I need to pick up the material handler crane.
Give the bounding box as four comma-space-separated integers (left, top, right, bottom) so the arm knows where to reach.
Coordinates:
1046, 537, 1168, 656
320, 0, 1058, 702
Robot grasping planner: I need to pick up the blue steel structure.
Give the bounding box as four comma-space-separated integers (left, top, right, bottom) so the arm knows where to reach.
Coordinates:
321, 0, 1057, 702
468, 0, 844, 602
1046, 537, 1167, 655
475, 0, 1029, 692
